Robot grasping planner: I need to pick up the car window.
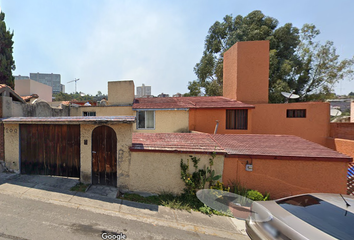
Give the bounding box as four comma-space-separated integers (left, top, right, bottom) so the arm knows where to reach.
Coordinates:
277, 195, 354, 240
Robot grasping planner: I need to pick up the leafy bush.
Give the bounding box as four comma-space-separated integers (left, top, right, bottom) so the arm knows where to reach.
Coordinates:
246, 190, 264, 201
228, 180, 248, 196
180, 153, 221, 195
199, 204, 212, 215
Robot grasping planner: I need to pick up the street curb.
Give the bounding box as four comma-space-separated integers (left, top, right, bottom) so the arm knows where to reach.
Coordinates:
0, 184, 247, 239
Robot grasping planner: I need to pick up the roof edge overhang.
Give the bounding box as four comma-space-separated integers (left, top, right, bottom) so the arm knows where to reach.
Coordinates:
1, 116, 136, 124
1, 121, 135, 125
132, 108, 189, 111
189, 106, 255, 109
132, 106, 255, 110
0, 86, 26, 103
225, 154, 352, 162
130, 148, 226, 155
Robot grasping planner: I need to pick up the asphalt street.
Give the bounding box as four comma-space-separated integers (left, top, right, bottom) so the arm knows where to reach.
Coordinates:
0, 192, 249, 240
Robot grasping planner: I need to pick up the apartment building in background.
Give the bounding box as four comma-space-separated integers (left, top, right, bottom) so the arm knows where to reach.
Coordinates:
14, 75, 30, 80
30, 73, 65, 94
136, 84, 151, 98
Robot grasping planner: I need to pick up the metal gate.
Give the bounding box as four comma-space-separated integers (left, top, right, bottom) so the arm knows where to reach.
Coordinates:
20, 124, 80, 177
92, 125, 117, 186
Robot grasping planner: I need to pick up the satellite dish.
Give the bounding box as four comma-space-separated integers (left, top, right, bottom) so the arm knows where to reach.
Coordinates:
330, 108, 342, 117
281, 91, 300, 99
281, 91, 299, 103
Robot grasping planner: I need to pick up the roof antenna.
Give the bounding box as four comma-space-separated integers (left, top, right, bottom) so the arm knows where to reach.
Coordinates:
281, 90, 299, 103
340, 194, 351, 208
214, 120, 219, 134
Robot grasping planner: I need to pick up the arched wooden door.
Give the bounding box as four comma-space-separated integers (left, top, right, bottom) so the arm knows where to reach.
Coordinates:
92, 125, 117, 186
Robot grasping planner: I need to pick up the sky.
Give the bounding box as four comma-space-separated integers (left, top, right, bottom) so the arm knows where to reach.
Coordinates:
2, 0, 354, 96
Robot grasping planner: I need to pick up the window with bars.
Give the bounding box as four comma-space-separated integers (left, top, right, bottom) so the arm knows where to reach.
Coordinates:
137, 111, 155, 129
83, 111, 96, 116
287, 109, 306, 118
226, 109, 248, 130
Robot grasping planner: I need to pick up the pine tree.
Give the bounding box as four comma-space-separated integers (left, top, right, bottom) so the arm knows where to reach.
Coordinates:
0, 12, 15, 89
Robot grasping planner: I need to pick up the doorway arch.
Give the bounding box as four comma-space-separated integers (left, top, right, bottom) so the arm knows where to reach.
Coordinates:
92, 125, 117, 186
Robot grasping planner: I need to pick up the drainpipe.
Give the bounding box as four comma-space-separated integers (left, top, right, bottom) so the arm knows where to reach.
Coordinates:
214, 120, 219, 134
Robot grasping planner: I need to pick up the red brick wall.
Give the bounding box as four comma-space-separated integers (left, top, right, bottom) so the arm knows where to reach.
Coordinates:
330, 123, 354, 140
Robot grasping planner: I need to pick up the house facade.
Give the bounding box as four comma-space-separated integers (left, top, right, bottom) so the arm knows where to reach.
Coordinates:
1, 39, 353, 197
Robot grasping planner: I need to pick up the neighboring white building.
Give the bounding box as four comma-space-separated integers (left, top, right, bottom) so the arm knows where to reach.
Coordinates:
135, 84, 151, 98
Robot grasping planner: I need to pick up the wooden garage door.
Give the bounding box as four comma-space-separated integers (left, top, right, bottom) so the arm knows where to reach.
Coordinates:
92, 125, 117, 186
20, 124, 80, 177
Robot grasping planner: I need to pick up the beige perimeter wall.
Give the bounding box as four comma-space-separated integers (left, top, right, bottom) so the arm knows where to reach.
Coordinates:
4, 123, 19, 170
80, 123, 133, 188
129, 152, 224, 195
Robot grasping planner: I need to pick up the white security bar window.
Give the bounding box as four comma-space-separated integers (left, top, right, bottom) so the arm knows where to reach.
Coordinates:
83, 111, 96, 116
137, 111, 155, 129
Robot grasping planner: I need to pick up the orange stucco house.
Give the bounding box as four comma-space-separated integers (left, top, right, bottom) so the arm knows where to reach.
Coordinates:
131, 40, 353, 196
133, 41, 331, 147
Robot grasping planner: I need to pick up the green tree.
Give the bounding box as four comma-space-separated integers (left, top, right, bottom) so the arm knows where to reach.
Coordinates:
193, 10, 300, 101
53, 92, 94, 101
53, 92, 72, 101
192, 10, 354, 103
0, 12, 15, 89
291, 24, 354, 101
183, 80, 201, 96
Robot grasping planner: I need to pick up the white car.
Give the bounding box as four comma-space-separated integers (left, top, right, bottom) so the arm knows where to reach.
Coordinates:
246, 193, 354, 240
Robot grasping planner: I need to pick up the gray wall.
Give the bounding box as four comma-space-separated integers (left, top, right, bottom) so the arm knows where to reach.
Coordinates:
22, 101, 70, 117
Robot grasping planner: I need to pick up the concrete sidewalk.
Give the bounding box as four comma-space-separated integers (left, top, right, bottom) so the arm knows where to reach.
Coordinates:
0, 173, 249, 239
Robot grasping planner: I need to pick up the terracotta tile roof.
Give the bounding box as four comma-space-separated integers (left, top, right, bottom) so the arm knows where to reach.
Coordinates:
131, 133, 225, 154
132, 133, 351, 162
132, 96, 254, 109
0, 84, 25, 103
2, 116, 136, 124
21, 94, 39, 102
212, 134, 352, 161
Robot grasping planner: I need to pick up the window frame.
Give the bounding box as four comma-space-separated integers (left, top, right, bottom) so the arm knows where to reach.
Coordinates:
136, 110, 155, 130
226, 109, 248, 130
286, 109, 306, 118
83, 111, 96, 116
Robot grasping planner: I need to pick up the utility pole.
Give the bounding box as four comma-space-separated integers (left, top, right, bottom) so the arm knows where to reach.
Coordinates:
67, 78, 80, 93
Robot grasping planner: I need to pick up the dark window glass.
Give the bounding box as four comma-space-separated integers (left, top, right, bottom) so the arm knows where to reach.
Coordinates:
287, 109, 306, 118
137, 111, 155, 129
277, 195, 354, 240
226, 109, 248, 130
138, 111, 145, 128
83, 112, 96, 116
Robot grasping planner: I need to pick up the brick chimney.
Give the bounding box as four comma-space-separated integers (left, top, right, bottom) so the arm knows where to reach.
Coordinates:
223, 40, 269, 104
